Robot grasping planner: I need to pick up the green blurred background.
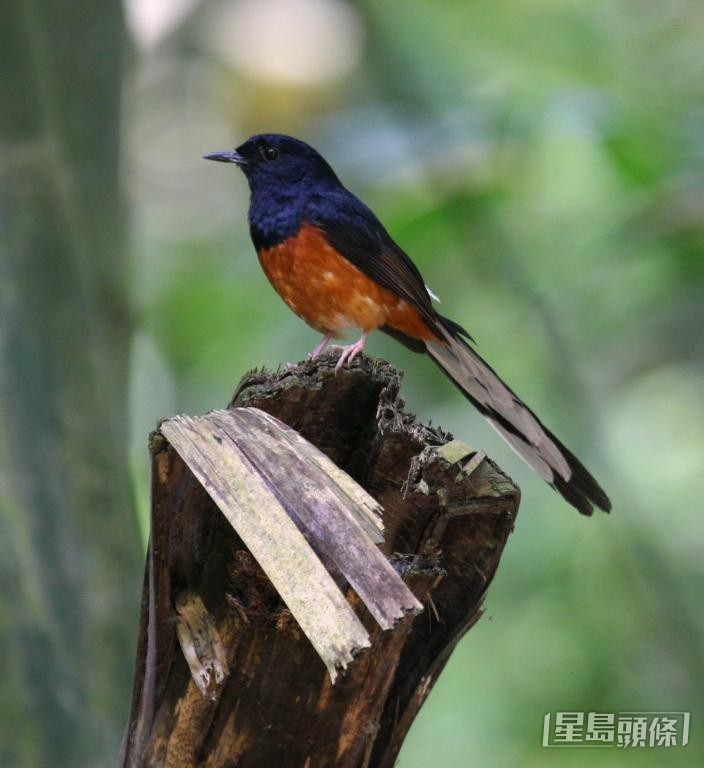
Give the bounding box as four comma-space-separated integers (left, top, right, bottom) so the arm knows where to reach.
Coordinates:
1, 0, 702, 766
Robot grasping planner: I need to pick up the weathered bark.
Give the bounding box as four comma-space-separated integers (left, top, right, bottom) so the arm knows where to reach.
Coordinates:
121, 353, 520, 767
158, 407, 422, 680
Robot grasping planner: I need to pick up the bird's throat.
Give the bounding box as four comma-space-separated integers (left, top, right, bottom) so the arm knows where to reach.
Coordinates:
248, 188, 306, 251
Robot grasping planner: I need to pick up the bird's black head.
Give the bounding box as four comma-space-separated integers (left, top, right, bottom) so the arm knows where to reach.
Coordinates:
204, 134, 338, 193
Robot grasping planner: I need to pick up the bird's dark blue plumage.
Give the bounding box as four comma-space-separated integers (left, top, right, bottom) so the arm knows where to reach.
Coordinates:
204, 133, 611, 517
229, 134, 342, 249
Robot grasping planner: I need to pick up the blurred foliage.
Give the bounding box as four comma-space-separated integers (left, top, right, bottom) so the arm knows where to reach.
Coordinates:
2, 0, 703, 764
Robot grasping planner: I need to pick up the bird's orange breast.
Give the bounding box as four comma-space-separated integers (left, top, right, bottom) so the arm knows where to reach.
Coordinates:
257, 223, 437, 341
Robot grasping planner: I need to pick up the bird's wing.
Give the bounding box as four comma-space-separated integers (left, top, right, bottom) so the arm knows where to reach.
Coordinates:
307, 189, 441, 331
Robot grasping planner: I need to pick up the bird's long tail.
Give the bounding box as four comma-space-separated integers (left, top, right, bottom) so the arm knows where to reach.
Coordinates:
424, 320, 611, 516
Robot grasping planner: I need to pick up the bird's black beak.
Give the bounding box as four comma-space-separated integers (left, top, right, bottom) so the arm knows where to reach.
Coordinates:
203, 149, 248, 165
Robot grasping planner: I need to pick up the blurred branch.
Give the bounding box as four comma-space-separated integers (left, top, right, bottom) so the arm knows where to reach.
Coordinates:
0, 3, 141, 766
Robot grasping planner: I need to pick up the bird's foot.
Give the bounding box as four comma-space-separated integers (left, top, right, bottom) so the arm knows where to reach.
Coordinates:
334, 332, 369, 372
308, 332, 335, 360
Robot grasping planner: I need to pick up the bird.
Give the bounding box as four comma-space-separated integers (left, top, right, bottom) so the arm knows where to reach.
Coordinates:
204, 133, 611, 516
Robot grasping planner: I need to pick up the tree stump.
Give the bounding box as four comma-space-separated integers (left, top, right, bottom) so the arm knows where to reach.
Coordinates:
120, 352, 520, 767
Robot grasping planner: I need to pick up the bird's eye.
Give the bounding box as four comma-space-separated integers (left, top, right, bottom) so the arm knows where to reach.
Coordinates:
261, 145, 279, 161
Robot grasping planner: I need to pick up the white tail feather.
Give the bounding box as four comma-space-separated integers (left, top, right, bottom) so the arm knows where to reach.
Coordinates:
426, 328, 572, 483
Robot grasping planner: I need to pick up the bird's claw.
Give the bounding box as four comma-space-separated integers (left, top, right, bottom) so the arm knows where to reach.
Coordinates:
334, 333, 368, 373
308, 331, 335, 360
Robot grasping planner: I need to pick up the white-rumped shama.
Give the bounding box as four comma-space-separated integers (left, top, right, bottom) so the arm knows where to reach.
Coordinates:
205, 134, 611, 516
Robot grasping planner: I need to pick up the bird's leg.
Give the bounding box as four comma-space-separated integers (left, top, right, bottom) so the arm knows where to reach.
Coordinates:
308, 331, 335, 360
334, 332, 369, 372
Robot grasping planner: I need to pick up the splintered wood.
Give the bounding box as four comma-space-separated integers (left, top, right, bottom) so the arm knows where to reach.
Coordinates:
121, 354, 520, 768
159, 407, 422, 682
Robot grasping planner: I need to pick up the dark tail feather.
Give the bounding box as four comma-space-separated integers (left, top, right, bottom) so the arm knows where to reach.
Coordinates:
548, 440, 611, 515
424, 321, 611, 516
